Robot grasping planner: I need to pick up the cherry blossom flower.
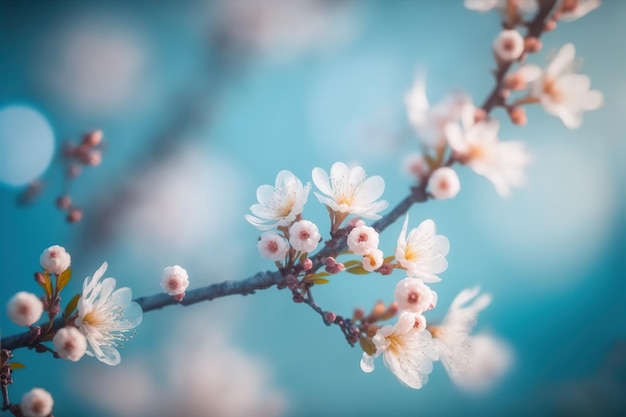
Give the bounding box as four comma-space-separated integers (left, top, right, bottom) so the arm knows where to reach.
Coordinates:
427, 167, 461, 200
257, 232, 289, 261
464, 0, 537, 13
405, 74, 471, 148
39, 245, 71, 275
6, 292, 43, 327
558, 0, 601, 21
492, 30, 524, 62
53, 326, 87, 362
445, 107, 531, 197
76, 262, 143, 366
160, 265, 189, 298
312, 162, 388, 220
394, 278, 437, 314
362, 249, 384, 272
521, 43, 603, 129
347, 225, 380, 255
360, 312, 439, 389
288, 220, 321, 253
395, 215, 450, 283
20, 388, 54, 417
429, 287, 510, 390
245, 170, 310, 230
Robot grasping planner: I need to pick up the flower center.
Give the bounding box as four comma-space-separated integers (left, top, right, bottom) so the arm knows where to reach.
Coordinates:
358, 233, 368, 243
82, 311, 102, 326
467, 143, 486, 161
266, 241, 279, 253
543, 78, 563, 103
407, 292, 419, 304
387, 334, 405, 356
403, 247, 420, 262
299, 230, 310, 240
168, 278, 179, 290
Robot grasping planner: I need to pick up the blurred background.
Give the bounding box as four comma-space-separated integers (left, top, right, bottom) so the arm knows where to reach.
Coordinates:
1, 0, 625, 416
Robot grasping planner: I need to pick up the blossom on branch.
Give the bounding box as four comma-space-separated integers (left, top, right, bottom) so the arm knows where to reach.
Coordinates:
427, 167, 461, 200
347, 224, 380, 255
395, 215, 450, 283
160, 265, 189, 300
76, 262, 143, 366
245, 170, 310, 230
493, 30, 525, 62
39, 245, 71, 275
257, 232, 289, 261
6, 292, 43, 327
312, 162, 388, 220
394, 278, 437, 315
20, 387, 54, 417
362, 248, 384, 272
445, 107, 530, 197
360, 312, 439, 389
521, 43, 603, 129
288, 219, 321, 253
53, 326, 87, 362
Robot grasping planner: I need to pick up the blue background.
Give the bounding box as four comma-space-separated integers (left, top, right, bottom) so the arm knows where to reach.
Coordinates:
1, 1, 625, 416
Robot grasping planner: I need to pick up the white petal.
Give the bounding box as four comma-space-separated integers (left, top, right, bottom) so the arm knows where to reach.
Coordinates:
517, 64, 542, 82
98, 345, 122, 366
360, 353, 376, 373
579, 89, 603, 111
311, 167, 332, 196
445, 122, 468, 152
547, 43, 575, 78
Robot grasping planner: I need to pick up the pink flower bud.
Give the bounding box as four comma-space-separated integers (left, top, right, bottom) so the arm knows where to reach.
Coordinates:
524, 37, 543, 53
323, 312, 336, 323
67, 209, 83, 223
53, 326, 87, 362
20, 388, 53, 417
82, 130, 103, 147
55, 195, 72, 210
7, 292, 43, 327
40, 245, 71, 275
301, 258, 313, 271
508, 107, 528, 126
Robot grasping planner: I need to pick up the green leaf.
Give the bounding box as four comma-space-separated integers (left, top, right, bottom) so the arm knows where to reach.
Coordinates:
342, 259, 361, 268
311, 278, 330, 285
383, 256, 395, 264
63, 293, 81, 319
10, 362, 26, 370
346, 265, 370, 275
56, 268, 72, 292
359, 337, 377, 356
38, 271, 53, 296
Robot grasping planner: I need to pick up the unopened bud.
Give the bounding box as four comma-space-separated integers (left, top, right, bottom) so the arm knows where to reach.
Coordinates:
508, 107, 528, 125
323, 312, 336, 323
55, 195, 72, 210
48, 302, 60, 318
352, 308, 365, 322
34, 272, 46, 285
504, 72, 527, 91
67, 208, 83, 223
371, 300, 385, 318
524, 37, 543, 53
82, 130, 103, 147
292, 294, 304, 303
67, 164, 81, 178
376, 264, 393, 275
544, 19, 557, 31
86, 150, 102, 166
173, 292, 185, 302
301, 258, 313, 271
324, 257, 337, 267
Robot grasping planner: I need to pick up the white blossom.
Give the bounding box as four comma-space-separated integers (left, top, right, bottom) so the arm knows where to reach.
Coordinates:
245, 170, 310, 230
53, 326, 87, 362
464, 0, 537, 13
394, 278, 437, 314
312, 162, 388, 220
76, 262, 143, 366
559, 0, 601, 21
160, 265, 189, 296
288, 220, 321, 253
521, 43, 603, 129
257, 232, 289, 261
347, 225, 380, 255
427, 167, 461, 200
430, 287, 511, 390
6, 292, 43, 327
20, 388, 53, 417
395, 215, 450, 282
39, 245, 71, 275
493, 30, 525, 61
360, 312, 439, 389
362, 249, 384, 272
446, 107, 531, 197
405, 74, 471, 148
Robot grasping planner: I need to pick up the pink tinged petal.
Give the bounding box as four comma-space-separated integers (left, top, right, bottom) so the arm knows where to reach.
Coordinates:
547, 43, 575, 78
360, 353, 376, 373
311, 167, 332, 196
445, 122, 468, 153
517, 64, 542, 83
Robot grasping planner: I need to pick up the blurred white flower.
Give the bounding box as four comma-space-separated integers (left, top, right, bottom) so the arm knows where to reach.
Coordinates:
446, 108, 531, 197
245, 170, 310, 231
53, 326, 87, 362
76, 262, 143, 366
521, 43, 603, 129
395, 215, 450, 283
493, 30, 525, 61
394, 278, 437, 314
20, 388, 54, 417
430, 287, 511, 391
405, 74, 471, 148
288, 220, 321, 253
347, 225, 380, 255
464, 0, 537, 13
6, 292, 43, 327
428, 167, 461, 200
559, 0, 601, 21
39, 245, 71, 275
360, 312, 439, 389
312, 162, 388, 220
362, 248, 384, 272
257, 232, 289, 261
160, 265, 189, 297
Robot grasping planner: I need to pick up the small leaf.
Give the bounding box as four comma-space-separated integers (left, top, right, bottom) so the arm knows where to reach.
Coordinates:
10, 362, 26, 370
359, 337, 377, 356
39, 271, 53, 296
346, 265, 370, 275
64, 293, 81, 319
342, 259, 361, 268
383, 256, 395, 264
311, 278, 330, 285
306, 271, 331, 280
56, 268, 72, 292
